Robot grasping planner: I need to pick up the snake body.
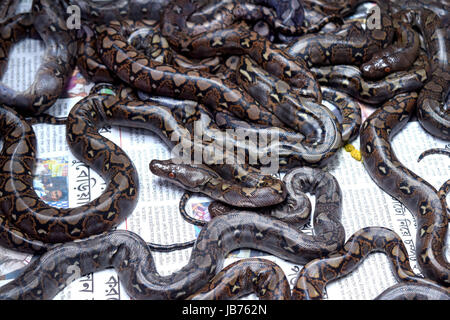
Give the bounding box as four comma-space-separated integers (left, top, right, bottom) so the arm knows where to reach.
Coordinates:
161, 0, 321, 100
360, 92, 449, 286
320, 86, 360, 143
311, 61, 428, 105
292, 226, 449, 299
188, 258, 291, 300
0, 99, 138, 252
0, 1, 77, 115
180, 0, 305, 36
95, 20, 289, 128
73, 91, 288, 208
207, 167, 345, 241
67, 0, 170, 23
76, 24, 118, 84
0, 0, 19, 22
234, 55, 341, 163
286, 2, 394, 68
375, 283, 450, 300
0, 208, 345, 300
360, 12, 420, 80
406, 8, 450, 140
1, 224, 446, 300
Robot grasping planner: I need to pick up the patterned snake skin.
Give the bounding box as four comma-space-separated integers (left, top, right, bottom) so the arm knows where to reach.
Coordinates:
207, 167, 345, 238
292, 226, 449, 299
360, 92, 449, 286
0, 99, 138, 253
188, 258, 291, 300
0, 0, 77, 115
0, 208, 345, 300
0, 0, 19, 22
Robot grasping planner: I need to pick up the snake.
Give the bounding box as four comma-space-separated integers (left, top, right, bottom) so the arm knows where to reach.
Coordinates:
234, 54, 360, 145
320, 86, 361, 143
367, 2, 450, 140
65, 0, 170, 23
92, 18, 344, 170
0, 97, 139, 252
360, 91, 449, 286
175, 0, 304, 36
417, 147, 450, 218
98, 83, 333, 172
0, 1, 78, 116
417, 148, 450, 163
160, 0, 321, 100
293, 1, 449, 140
77, 89, 289, 208
77, 19, 223, 84
0, 0, 19, 22
76, 24, 119, 84
126, 22, 223, 74
310, 55, 428, 105
235, 54, 340, 136
292, 226, 450, 300
95, 20, 290, 129
0, 206, 345, 300
150, 159, 286, 208
145, 93, 332, 169
286, 1, 395, 68
187, 258, 291, 300
404, 8, 450, 140
359, 11, 420, 80
209, 75, 361, 145
374, 282, 450, 300
206, 166, 344, 239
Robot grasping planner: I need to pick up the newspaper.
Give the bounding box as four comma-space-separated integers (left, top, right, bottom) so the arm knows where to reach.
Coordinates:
0, 1, 448, 300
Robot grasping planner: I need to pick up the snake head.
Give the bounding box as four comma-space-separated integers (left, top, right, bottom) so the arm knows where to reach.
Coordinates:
360, 56, 392, 80
149, 159, 216, 191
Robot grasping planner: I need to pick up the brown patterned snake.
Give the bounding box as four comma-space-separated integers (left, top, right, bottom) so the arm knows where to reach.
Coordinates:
0, 0, 19, 21
0, 208, 344, 300
0, 1, 77, 115
360, 92, 449, 286
292, 226, 449, 300
205, 167, 344, 238
0, 99, 139, 253
0, 224, 446, 299
188, 258, 291, 300
288, 1, 450, 140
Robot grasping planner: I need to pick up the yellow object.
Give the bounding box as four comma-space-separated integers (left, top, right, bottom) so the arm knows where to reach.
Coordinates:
344, 144, 362, 162
351, 149, 362, 161
344, 144, 355, 152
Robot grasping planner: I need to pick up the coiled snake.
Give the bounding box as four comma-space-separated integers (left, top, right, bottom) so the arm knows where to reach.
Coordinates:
0, 99, 139, 253
0, 1, 77, 115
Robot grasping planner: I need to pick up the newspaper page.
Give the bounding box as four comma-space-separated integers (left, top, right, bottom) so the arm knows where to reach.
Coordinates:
0, 0, 448, 300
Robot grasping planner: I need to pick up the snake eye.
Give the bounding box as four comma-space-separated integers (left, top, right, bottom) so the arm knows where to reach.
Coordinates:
384, 67, 391, 73
168, 172, 175, 179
